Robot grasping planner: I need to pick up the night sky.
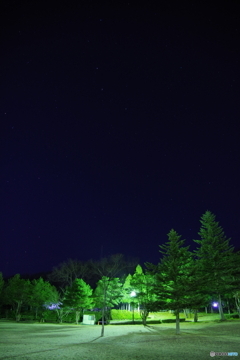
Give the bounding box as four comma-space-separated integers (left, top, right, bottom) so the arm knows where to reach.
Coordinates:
1, 1, 240, 278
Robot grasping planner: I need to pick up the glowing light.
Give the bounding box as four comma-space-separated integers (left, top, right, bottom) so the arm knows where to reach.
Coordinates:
212, 302, 218, 307
130, 291, 136, 297
45, 303, 61, 310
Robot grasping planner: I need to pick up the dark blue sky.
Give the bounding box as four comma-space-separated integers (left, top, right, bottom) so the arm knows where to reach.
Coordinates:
1, 1, 240, 277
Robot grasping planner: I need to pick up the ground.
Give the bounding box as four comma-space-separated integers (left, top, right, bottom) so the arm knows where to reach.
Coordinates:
0, 320, 239, 359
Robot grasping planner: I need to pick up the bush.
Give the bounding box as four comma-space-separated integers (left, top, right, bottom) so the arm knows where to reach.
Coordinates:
62, 311, 76, 323
225, 313, 240, 320
20, 312, 34, 321
4, 310, 15, 320
162, 318, 186, 323
42, 310, 58, 322
111, 309, 141, 320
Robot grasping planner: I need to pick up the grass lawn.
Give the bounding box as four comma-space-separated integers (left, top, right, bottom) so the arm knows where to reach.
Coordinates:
149, 311, 223, 321
111, 311, 228, 324
0, 318, 239, 360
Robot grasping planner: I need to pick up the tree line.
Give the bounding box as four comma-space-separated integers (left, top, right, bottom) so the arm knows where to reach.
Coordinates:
0, 211, 240, 335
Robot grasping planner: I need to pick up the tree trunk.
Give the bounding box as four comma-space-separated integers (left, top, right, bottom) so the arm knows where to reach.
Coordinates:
75, 310, 80, 325
101, 308, 105, 337
226, 300, 231, 314
35, 307, 38, 320
141, 309, 149, 326
56, 309, 63, 323
193, 309, 198, 322
175, 310, 180, 335
237, 305, 240, 318
234, 296, 240, 318
205, 306, 208, 314
15, 301, 22, 322
218, 294, 225, 321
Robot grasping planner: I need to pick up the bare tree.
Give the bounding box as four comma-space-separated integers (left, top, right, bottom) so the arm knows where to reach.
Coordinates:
91, 253, 137, 279
48, 259, 90, 288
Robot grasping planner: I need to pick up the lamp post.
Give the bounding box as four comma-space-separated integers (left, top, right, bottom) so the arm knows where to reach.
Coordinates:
130, 291, 136, 324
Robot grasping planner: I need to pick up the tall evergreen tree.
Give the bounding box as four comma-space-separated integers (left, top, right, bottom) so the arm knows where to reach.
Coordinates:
182, 256, 212, 322
149, 229, 194, 334
194, 211, 237, 321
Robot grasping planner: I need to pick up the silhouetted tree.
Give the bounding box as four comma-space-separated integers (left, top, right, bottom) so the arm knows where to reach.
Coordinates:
91, 253, 136, 279
48, 259, 90, 288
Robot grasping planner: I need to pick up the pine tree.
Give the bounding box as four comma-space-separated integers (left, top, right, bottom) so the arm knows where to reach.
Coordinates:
194, 211, 237, 321
151, 229, 194, 334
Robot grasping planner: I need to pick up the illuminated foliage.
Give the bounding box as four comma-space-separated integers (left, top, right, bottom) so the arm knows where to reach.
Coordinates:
130, 265, 157, 326
94, 276, 123, 336
4, 274, 31, 321
121, 274, 134, 308
149, 229, 194, 334
63, 278, 93, 324
30, 278, 58, 320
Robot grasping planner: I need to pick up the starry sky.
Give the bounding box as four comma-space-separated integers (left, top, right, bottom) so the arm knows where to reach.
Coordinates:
1, 1, 240, 278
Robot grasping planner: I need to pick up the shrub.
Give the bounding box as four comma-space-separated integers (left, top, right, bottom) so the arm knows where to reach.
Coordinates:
20, 312, 34, 321
62, 311, 76, 323
225, 313, 240, 320
4, 310, 15, 320
162, 318, 186, 323
42, 310, 58, 322
111, 309, 141, 320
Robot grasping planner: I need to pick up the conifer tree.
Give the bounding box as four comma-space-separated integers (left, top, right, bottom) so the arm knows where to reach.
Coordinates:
151, 229, 194, 334
194, 211, 237, 321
